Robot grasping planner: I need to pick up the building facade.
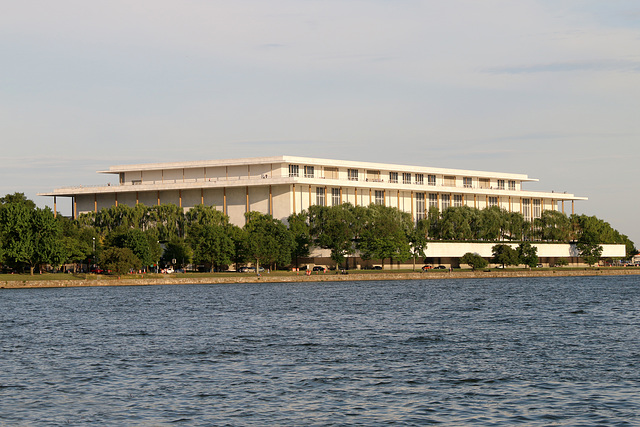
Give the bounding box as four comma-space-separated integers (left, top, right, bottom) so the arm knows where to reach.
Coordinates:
40, 155, 586, 226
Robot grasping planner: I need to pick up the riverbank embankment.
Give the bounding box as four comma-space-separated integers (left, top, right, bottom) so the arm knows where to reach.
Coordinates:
2, 268, 640, 289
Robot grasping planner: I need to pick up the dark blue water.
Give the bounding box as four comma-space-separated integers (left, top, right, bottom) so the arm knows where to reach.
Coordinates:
2, 276, 639, 426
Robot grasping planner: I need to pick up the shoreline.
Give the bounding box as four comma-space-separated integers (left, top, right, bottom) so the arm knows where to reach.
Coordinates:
2, 268, 640, 289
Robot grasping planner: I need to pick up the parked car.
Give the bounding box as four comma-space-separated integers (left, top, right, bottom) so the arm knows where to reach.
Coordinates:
434, 265, 447, 269
240, 266, 265, 273
422, 265, 433, 271
371, 266, 382, 270
312, 266, 327, 272
90, 267, 104, 274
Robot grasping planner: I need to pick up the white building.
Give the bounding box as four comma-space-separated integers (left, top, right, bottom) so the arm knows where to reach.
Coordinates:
41, 155, 627, 267
39, 155, 586, 226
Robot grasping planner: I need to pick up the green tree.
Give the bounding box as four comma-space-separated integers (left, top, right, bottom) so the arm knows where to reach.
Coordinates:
426, 206, 441, 239
358, 204, 413, 269
410, 218, 429, 270
576, 230, 603, 266
162, 238, 194, 269
100, 247, 141, 275
148, 204, 186, 240
460, 252, 488, 270
504, 211, 526, 241
0, 202, 36, 273
0, 192, 36, 210
517, 242, 539, 268
478, 207, 503, 241
287, 211, 311, 268
491, 244, 519, 268
308, 204, 359, 268
185, 204, 228, 227
535, 210, 571, 242
0, 203, 63, 274
438, 206, 477, 240
228, 224, 249, 271
187, 222, 234, 272
107, 228, 160, 269
57, 216, 99, 272
244, 212, 295, 271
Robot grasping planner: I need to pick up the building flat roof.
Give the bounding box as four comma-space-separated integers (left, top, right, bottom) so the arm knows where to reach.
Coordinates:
97, 155, 537, 182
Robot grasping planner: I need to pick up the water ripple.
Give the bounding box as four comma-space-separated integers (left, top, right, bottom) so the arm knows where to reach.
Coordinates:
1, 276, 639, 425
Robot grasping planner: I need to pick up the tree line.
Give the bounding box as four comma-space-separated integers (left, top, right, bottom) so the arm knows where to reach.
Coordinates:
0, 192, 636, 275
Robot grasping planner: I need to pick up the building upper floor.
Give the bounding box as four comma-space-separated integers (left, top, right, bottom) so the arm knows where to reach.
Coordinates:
39, 155, 587, 202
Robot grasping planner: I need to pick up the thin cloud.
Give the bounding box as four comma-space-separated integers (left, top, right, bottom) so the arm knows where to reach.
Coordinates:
484, 59, 640, 74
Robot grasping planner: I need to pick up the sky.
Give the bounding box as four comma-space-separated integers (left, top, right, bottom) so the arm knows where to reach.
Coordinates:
2, 0, 639, 245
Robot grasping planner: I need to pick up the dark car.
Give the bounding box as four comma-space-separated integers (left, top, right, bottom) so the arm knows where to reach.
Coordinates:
434, 265, 447, 269
312, 266, 327, 272
371, 266, 382, 270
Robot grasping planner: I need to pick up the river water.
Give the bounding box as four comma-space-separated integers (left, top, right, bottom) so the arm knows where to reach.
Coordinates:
2, 276, 639, 426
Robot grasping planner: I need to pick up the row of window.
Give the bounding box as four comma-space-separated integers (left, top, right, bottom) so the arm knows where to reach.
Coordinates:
311, 188, 541, 219
288, 165, 517, 189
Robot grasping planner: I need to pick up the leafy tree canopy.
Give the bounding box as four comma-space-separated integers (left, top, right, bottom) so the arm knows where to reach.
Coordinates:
100, 247, 141, 275
491, 244, 519, 268
460, 252, 488, 270
517, 242, 539, 268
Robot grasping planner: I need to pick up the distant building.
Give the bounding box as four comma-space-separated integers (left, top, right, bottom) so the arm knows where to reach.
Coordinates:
39, 155, 586, 226
42, 156, 623, 267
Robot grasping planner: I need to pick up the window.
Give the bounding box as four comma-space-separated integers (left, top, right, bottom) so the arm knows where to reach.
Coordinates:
332, 188, 340, 206
428, 174, 436, 186
442, 194, 450, 210
389, 172, 398, 183
454, 194, 463, 207
289, 165, 299, 177
429, 193, 438, 209
522, 198, 531, 220
366, 170, 381, 182
403, 173, 412, 184
533, 199, 541, 219
324, 167, 338, 179
316, 187, 325, 206
463, 177, 472, 188
444, 176, 455, 186
416, 193, 425, 220
498, 179, 505, 190
304, 166, 314, 178
479, 178, 490, 189
375, 190, 384, 205
509, 180, 516, 191
348, 169, 358, 181
415, 174, 424, 185
488, 196, 498, 207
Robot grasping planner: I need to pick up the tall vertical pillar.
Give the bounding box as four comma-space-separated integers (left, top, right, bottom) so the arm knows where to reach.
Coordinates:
292, 184, 296, 214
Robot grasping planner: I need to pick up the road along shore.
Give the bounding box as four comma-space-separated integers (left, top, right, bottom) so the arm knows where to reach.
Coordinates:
2, 268, 640, 289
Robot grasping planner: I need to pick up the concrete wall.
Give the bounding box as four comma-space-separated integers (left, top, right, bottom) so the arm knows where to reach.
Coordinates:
423, 242, 625, 258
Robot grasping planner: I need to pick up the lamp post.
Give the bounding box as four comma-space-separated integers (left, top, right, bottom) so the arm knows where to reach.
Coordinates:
92, 237, 96, 273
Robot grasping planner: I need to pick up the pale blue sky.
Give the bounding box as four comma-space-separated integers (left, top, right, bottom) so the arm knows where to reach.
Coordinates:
2, 0, 639, 244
